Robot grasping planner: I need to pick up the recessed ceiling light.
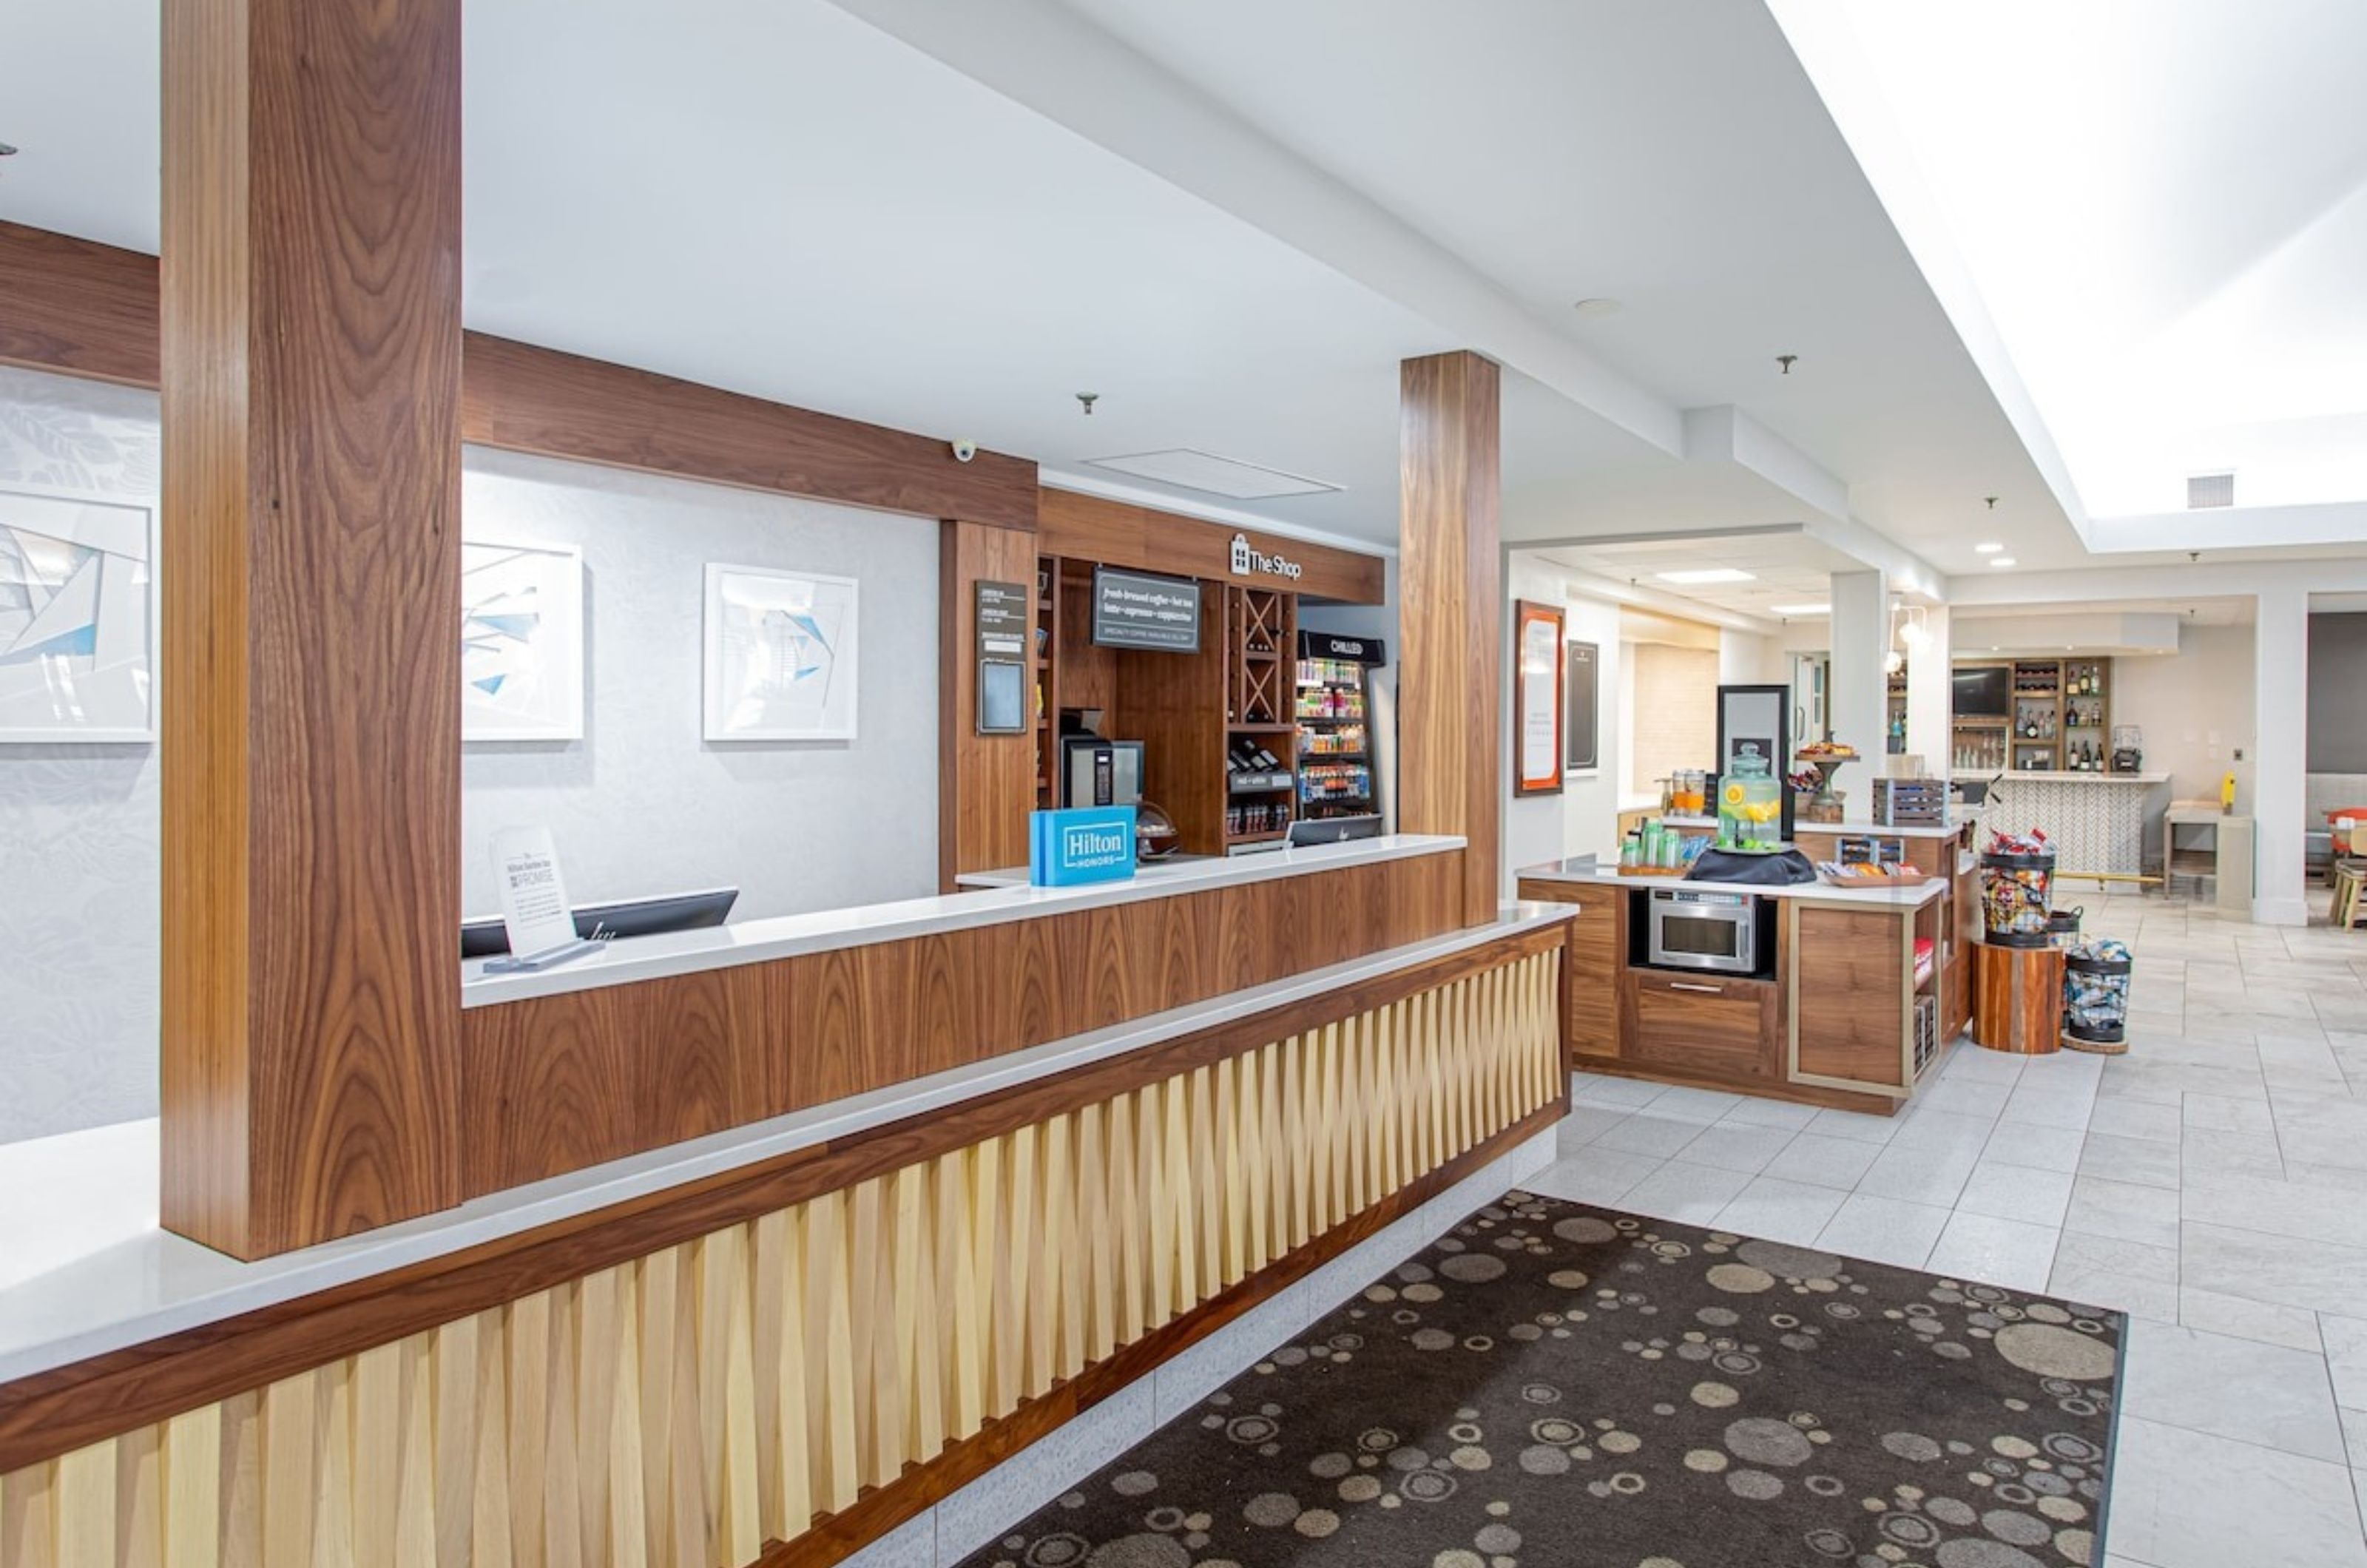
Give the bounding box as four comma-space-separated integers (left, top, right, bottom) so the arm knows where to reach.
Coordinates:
1573, 297, 1624, 317
1989, 557, 2018, 568
1769, 602, 1830, 616
1973, 541, 2005, 554
1655, 568, 1756, 586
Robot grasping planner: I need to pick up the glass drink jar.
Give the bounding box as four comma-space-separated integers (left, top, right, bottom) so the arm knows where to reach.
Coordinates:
1719, 754, 1783, 851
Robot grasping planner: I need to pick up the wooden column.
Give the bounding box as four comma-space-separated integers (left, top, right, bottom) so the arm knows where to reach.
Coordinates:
939, 519, 1041, 887
1399, 351, 1503, 926
161, 0, 465, 1257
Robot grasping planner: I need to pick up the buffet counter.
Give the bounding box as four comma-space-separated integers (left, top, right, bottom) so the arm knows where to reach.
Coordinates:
1518, 854, 1957, 1115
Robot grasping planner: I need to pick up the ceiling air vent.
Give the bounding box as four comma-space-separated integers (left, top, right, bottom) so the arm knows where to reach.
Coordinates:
1081, 449, 1341, 501
2187, 471, 2235, 510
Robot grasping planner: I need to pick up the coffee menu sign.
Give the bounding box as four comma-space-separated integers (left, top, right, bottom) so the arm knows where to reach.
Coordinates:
1229, 533, 1304, 583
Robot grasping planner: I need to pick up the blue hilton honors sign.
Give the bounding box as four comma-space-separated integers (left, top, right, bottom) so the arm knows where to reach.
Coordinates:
1030, 805, 1139, 888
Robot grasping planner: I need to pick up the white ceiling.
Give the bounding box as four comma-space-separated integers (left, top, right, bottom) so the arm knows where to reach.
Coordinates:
1776, 0, 2367, 542
0, 0, 2357, 588
1532, 531, 1869, 626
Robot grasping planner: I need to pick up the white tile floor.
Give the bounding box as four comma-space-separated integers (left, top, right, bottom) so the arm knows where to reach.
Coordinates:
1530, 888, 2367, 1568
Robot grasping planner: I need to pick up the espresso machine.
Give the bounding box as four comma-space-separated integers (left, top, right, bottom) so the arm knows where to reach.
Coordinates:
2111, 725, 2144, 774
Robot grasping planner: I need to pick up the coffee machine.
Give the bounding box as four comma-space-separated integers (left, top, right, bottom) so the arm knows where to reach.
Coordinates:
2111, 725, 2144, 774
1058, 709, 1145, 808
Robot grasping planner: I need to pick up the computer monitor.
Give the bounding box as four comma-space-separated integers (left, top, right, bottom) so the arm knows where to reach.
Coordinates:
461, 887, 739, 959
1287, 814, 1382, 848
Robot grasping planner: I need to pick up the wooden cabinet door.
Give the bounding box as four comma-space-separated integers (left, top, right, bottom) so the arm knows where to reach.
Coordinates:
1792, 904, 1911, 1090
1621, 970, 1777, 1080
1564, 894, 1623, 1061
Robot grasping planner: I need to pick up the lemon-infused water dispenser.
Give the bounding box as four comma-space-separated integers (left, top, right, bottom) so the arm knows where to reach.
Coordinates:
1718, 753, 1784, 851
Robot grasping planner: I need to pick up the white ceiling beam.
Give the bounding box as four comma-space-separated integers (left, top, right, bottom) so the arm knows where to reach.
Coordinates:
823, 0, 1686, 456
1948, 558, 2367, 606
1679, 405, 1947, 600
1682, 405, 1851, 520
2082, 499, 2367, 556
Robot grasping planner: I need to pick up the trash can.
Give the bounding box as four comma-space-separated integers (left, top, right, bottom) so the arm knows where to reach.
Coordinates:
1980, 848, 2058, 947
2047, 905, 2084, 947
2063, 938, 2133, 1053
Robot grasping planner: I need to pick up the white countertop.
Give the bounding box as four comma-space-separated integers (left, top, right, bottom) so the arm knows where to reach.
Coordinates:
1, 902, 1568, 1386
1985, 771, 2169, 785
1789, 819, 1968, 839
463, 833, 1462, 1007
1517, 857, 1946, 909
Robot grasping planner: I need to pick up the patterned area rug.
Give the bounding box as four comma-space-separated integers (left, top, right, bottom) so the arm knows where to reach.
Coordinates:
956, 1191, 2124, 1568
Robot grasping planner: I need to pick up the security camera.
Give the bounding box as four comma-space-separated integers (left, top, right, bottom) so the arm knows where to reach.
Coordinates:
951, 439, 979, 464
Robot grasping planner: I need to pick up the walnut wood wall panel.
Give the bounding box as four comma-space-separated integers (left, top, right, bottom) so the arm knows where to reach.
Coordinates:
158, 0, 465, 1258
0, 223, 160, 387
462, 854, 1464, 1196
0, 942, 1566, 1568
1037, 488, 1385, 605
1398, 351, 1502, 926
0, 223, 1039, 532
461, 334, 1038, 531
939, 522, 1042, 888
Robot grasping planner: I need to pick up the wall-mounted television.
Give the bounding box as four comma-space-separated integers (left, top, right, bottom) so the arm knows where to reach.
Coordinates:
1952, 664, 2012, 718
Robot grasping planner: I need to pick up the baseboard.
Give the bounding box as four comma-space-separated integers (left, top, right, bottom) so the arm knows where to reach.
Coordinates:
791, 1118, 1563, 1568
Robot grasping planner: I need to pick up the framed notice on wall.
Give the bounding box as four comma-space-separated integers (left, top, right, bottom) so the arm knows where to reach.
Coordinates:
1514, 599, 1564, 797
1564, 640, 1599, 772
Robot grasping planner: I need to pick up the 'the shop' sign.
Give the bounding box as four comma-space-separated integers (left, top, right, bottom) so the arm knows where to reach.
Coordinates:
1229, 533, 1304, 582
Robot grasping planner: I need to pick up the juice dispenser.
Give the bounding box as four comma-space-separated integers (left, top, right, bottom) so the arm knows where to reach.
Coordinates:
1719, 754, 1783, 851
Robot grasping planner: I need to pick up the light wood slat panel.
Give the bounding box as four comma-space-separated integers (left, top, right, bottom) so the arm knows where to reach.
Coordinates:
1, 945, 1562, 1568
115, 1425, 160, 1568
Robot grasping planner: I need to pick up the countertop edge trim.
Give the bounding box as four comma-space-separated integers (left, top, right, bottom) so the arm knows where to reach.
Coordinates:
459, 834, 1466, 1008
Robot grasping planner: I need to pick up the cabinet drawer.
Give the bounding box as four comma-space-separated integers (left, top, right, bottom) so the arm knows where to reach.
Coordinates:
1623, 971, 1776, 1078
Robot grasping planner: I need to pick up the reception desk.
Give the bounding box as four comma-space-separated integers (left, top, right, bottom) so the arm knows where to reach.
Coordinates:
0, 838, 1570, 1568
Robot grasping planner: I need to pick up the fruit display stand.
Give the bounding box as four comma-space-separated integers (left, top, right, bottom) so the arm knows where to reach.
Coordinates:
1794, 743, 1857, 825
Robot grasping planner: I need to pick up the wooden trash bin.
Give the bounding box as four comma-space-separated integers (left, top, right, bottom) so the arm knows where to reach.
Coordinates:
1972, 940, 2066, 1055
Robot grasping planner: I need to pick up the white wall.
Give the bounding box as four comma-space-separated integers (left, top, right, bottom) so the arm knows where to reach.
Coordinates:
1718, 628, 1783, 686
2110, 621, 2257, 850
460, 450, 938, 922
1561, 592, 1627, 856
1501, 555, 1570, 887
0, 368, 941, 1146
1627, 643, 1719, 795
0, 369, 163, 1144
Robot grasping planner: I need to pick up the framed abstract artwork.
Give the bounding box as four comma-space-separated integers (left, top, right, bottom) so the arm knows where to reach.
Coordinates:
461, 539, 585, 742
703, 563, 859, 741
0, 486, 155, 743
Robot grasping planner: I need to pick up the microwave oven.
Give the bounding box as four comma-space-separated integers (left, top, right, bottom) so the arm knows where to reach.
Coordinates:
1644, 887, 1769, 976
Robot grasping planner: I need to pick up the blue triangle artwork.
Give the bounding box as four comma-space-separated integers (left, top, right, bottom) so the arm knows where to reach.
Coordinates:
0, 499, 155, 739
460, 541, 580, 740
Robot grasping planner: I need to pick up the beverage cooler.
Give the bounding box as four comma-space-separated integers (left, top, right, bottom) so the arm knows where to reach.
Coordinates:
1296, 631, 1386, 824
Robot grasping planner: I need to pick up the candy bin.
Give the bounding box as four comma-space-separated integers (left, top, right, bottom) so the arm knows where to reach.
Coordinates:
2062, 937, 2133, 1053
1979, 827, 2056, 947
1718, 754, 1785, 851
